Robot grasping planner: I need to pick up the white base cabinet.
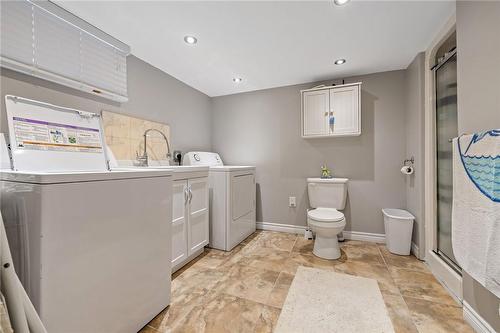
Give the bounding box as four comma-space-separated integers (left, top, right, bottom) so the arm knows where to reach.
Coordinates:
171, 169, 209, 273
301, 82, 361, 138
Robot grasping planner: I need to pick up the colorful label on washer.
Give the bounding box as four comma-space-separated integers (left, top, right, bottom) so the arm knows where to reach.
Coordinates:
12, 117, 103, 153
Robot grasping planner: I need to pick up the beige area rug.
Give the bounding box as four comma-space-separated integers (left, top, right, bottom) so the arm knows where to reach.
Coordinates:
275, 267, 395, 333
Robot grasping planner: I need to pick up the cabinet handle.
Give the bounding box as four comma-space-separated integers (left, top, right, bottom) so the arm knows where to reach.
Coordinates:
184, 187, 189, 204
188, 186, 193, 203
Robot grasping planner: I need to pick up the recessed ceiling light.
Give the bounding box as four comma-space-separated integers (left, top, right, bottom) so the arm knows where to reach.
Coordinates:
184, 36, 197, 45
334, 59, 346, 65
333, 0, 351, 5
233, 77, 242, 83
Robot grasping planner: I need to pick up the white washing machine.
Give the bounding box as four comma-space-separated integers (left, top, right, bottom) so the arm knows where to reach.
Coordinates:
183, 152, 256, 251
0, 96, 173, 333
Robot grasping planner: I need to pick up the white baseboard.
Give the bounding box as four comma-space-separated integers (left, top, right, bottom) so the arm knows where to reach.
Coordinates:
256, 222, 307, 234
411, 242, 419, 258
343, 231, 386, 243
256, 222, 386, 243
463, 301, 497, 333
426, 250, 463, 301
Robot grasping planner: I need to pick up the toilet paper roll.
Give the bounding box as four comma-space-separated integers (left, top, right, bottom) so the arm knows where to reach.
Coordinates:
401, 166, 414, 175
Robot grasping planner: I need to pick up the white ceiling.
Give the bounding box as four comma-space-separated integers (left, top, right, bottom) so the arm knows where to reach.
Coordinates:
56, 1, 455, 97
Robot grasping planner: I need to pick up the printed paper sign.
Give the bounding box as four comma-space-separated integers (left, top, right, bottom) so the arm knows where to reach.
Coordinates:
12, 117, 103, 153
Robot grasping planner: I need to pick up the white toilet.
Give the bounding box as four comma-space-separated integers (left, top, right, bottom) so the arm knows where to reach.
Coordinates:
307, 178, 348, 260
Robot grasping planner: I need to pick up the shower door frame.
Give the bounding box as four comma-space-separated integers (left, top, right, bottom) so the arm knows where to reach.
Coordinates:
434, 48, 461, 273
423, 14, 463, 302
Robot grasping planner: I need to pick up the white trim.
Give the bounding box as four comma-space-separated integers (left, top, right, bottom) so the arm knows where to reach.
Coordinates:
463, 301, 497, 333
256, 222, 307, 234
343, 231, 385, 243
426, 250, 463, 301
411, 242, 420, 258
299, 81, 362, 93
256, 222, 386, 244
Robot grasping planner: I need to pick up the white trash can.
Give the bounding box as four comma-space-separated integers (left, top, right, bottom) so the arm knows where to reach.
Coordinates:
382, 208, 415, 255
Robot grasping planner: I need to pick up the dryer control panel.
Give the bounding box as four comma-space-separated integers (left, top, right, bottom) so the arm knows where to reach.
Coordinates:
183, 152, 223, 166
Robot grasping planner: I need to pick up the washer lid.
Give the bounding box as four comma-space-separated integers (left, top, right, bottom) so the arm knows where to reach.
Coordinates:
308, 208, 344, 222
5, 95, 108, 173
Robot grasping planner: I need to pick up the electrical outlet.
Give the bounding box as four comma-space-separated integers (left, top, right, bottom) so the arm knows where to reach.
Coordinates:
304, 229, 313, 239
173, 150, 182, 165
289, 196, 296, 207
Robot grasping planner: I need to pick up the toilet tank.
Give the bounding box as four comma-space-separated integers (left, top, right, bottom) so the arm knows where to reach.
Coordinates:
307, 178, 348, 209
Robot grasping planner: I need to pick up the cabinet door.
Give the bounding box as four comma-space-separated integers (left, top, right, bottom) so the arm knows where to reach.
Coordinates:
171, 180, 188, 268
302, 89, 329, 136
329, 85, 360, 136
187, 177, 209, 255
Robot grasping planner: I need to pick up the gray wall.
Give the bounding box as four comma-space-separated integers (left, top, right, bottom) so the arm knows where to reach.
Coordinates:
211, 70, 408, 235
457, 1, 500, 330
404, 53, 426, 258
0, 55, 212, 153
2, 7, 497, 326
456, 1, 500, 134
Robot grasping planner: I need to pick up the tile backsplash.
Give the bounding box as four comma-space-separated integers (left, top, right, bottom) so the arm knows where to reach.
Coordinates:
102, 111, 170, 164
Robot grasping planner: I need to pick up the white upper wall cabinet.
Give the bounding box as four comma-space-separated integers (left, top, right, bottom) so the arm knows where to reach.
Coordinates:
301, 82, 361, 138
302, 89, 330, 136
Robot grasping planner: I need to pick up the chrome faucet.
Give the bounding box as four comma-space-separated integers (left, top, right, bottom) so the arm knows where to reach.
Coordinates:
136, 128, 171, 167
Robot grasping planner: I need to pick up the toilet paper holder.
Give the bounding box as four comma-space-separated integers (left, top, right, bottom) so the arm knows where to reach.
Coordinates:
401, 157, 415, 175
403, 156, 414, 166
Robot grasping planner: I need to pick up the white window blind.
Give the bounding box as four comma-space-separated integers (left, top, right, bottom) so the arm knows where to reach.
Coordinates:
81, 33, 128, 97
0, 0, 130, 102
0, 1, 33, 66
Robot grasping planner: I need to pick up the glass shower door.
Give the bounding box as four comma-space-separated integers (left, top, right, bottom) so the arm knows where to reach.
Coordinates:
435, 51, 460, 271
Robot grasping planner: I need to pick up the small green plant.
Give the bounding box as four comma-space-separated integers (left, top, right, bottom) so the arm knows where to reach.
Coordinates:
321, 165, 332, 178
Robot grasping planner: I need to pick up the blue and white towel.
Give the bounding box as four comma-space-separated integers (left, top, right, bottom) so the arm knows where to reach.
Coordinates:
452, 129, 500, 298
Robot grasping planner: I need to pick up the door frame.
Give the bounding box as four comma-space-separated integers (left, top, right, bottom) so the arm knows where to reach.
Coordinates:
423, 12, 463, 301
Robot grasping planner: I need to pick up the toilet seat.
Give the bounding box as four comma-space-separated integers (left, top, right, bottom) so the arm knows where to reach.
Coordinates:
308, 208, 344, 222
308, 208, 346, 260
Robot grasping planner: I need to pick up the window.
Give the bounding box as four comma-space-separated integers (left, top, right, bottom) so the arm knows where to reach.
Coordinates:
0, 0, 130, 102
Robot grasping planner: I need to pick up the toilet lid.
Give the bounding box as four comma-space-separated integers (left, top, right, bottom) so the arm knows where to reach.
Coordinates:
308, 208, 344, 222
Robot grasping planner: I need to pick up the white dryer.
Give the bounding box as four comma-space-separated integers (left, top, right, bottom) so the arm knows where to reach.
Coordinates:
1, 96, 173, 333
183, 152, 256, 251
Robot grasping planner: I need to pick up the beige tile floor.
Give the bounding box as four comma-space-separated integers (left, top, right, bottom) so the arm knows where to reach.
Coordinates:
139, 231, 473, 333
